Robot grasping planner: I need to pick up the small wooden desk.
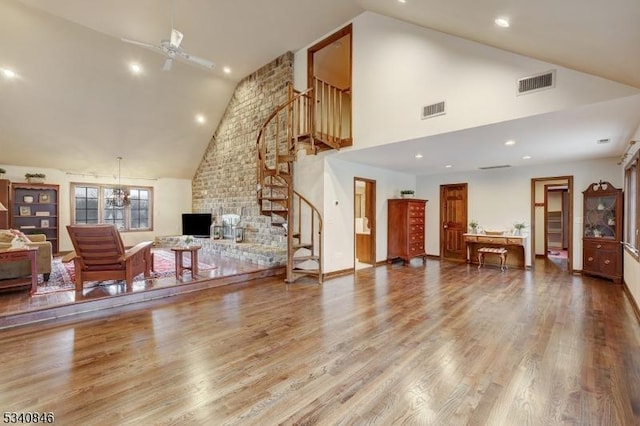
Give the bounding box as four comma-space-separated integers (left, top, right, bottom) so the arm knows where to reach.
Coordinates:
171, 246, 201, 278
0, 247, 39, 294
464, 233, 528, 269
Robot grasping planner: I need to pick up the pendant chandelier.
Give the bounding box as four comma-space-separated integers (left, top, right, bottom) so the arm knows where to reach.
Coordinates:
106, 156, 130, 208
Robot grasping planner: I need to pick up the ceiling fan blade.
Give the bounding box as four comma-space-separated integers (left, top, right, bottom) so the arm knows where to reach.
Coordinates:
180, 53, 215, 70
122, 38, 163, 53
170, 29, 184, 48
162, 58, 173, 71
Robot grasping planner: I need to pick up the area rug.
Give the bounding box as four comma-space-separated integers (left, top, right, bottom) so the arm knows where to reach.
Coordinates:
34, 249, 215, 295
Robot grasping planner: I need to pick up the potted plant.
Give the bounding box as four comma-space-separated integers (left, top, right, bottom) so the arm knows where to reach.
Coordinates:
25, 173, 46, 184
469, 220, 478, 234
0, 168, 5, 179
513, 222, 526, 236
400, 190, 415, 199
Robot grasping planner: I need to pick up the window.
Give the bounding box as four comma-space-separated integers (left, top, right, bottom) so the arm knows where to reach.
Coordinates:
72, 183, 153, 231
624, 151, 639, 255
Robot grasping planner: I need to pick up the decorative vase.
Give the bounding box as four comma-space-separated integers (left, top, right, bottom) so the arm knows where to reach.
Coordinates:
27, 177, 44, 184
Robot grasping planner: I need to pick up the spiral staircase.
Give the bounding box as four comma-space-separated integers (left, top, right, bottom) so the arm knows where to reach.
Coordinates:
256, 79, 351, 283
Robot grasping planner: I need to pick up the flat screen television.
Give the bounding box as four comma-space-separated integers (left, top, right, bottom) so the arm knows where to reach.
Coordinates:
181, 213, 212, 238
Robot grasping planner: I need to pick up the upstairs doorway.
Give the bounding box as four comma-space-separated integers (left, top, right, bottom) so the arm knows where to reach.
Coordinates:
307, 24, 352, 148
354, 178, 376, 270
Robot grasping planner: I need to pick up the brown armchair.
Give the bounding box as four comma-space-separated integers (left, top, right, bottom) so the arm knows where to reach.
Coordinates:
66, 224, 152, 291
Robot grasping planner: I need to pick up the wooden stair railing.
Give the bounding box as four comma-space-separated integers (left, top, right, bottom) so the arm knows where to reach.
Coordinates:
312, 77, 352, 151
287, 190, 323, 284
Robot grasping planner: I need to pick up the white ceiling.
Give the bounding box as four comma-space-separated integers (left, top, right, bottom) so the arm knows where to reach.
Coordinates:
1, 0, 639, 179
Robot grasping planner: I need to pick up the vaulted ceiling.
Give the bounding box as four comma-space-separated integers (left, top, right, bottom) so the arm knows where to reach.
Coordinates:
1, 0, 639, 179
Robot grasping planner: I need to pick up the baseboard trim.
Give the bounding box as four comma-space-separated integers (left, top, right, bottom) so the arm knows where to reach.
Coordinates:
623, 281, 640, 324
323, 268, 354, 280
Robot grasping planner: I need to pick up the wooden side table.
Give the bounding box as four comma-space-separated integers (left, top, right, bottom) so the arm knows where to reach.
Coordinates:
170, 246, 201, 278
0, 247, 39, 294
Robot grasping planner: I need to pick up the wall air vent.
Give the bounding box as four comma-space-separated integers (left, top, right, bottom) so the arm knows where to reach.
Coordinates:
421, 101, 446, 119
478, 165, 512, 170
597, 138, 611, 144
517, 70, 555, 95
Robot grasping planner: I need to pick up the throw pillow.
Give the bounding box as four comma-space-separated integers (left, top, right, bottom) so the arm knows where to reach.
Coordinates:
0, 230, 15, 243
9, 229, 32, 243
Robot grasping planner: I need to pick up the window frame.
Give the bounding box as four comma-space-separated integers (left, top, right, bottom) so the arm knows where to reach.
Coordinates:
624, 150, 639, 259
70, 182, 154, 232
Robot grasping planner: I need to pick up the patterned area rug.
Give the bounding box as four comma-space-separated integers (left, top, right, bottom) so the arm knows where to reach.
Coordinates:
35, 249, 215, 294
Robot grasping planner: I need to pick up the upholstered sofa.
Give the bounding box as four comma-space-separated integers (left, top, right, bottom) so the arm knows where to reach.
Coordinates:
0, 230, 53, 282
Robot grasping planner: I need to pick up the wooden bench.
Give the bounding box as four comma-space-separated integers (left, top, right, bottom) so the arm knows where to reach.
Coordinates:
478, 247, 508, 271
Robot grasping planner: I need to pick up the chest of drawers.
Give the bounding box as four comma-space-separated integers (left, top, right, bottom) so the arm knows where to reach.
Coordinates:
386, 199, 427, 265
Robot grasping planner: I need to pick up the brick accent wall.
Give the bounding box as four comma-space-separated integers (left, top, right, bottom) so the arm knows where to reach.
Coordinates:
192, 52, 293, 248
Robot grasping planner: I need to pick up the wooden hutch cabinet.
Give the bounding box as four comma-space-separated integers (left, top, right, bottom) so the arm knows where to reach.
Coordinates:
10, 182, 60, 254
582, 181, 622, 283
0, 179, 9, 229
387, 198, 427, 265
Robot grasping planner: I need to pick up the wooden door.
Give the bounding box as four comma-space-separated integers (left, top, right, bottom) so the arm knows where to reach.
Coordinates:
440, 183, 468, 261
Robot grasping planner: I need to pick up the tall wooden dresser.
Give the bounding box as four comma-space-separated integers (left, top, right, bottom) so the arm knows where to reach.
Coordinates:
387, 198, 427, 265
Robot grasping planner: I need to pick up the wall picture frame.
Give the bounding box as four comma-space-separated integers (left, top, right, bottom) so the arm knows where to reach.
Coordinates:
40, 219, 50, 228
39, 193, 50, 203
19, 206, 31, 216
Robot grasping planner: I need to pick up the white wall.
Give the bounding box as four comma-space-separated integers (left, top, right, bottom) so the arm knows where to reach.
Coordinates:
322, 157, 415, 272
0, 163, 192, 251
351, 13, 639, 150
295, 12, 638, 151
417, 158, 621, 270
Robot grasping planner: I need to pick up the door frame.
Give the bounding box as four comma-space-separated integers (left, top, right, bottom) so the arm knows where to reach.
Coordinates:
307, 24, 352, 88
353, 177, 376, 267
530, 176, 574, 272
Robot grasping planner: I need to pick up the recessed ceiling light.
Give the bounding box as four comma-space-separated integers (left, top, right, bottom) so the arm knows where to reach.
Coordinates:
494, 17, 510, 28
445, 164, 453, 168
415, 153, 423, 159
397, 0, 407, 3
505, 140, 516, 146
129, 63, 142, 74
2, 68, 16, 79
522, 155, 532, 160
195, 114, 206, 124
223, 66, 231, 74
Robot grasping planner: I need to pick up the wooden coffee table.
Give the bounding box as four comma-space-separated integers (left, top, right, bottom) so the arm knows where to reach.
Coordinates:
0, 247, 39, 294
170, 246, 202, 278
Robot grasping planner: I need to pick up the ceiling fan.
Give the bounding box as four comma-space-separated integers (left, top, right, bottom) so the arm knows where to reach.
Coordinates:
121, 1, 215, 71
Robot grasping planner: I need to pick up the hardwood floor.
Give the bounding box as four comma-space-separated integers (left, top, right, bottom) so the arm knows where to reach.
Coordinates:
1, 258, 639, 425
0, 250, 279, 328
